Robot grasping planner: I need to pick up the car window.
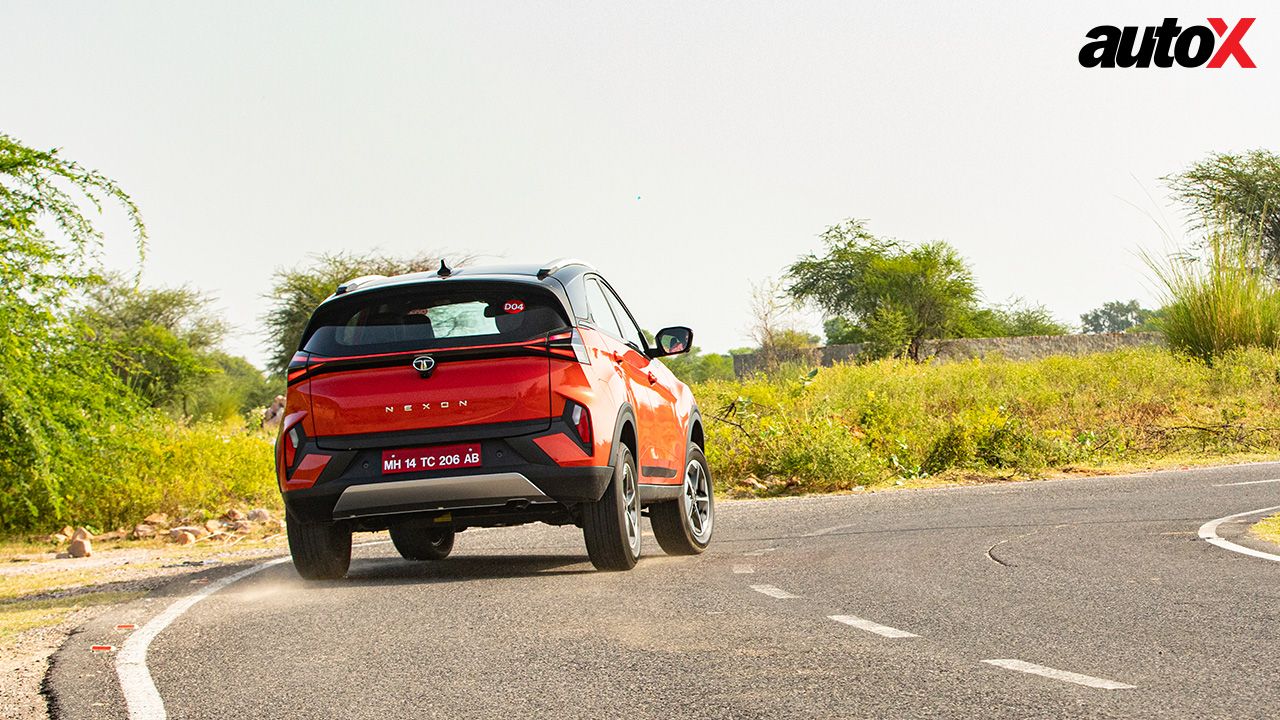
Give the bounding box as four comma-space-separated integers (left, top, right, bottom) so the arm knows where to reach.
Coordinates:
302, 284, 567, 356
601, 282, 646, 351
584, 278, 624, 339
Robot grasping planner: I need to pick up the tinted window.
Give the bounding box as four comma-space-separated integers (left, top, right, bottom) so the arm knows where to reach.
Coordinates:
584, 278, 623, 339
302, 284, 568, 357
602, 283, 645, 351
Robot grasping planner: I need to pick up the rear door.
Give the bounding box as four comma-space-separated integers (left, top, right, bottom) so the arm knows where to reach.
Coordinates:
586, 276, 681, 480
297, 281, 569, 448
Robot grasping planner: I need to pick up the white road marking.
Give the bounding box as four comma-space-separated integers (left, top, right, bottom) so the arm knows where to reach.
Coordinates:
828, 614, 918, 638
807, 523, 858, 537
732, 564, 754, 574
116, 540, 391, 719
1212, 478, 1280, 487
1197, 505, 1280, 563
743, 547, 776, 557
981, 659, 1136, 690
749, 584, 800, 599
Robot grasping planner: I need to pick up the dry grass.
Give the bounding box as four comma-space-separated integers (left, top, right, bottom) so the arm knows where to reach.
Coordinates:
0, 591, 144, 641
1251, 513, 1280, 545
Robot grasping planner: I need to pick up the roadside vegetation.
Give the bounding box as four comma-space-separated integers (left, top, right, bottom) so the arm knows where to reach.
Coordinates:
698, 347, 1280, 496
0, 135, 279, 536
1252, 513, 1280, 546
3, 130, 1280, 541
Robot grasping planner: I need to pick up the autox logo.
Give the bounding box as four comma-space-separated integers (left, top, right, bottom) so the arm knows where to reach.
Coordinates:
1079, 18, 1255, 68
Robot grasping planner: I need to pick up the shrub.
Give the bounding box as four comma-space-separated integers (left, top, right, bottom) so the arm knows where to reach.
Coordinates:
1145, 230, 1280, 360
695, 347, 1280, 496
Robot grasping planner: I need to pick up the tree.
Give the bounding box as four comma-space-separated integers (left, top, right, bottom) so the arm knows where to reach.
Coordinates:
786, 220, 980, 359
968, 299, 1070, 337
746, 279, 819, 368
187, 352, 278, 421
78, 274, 228, 412
0, 134, 147, 530
1080, 300, 1154, 334
659, 346, 737, 384
1167, 150, 1280, 271
262, 250, 472, 375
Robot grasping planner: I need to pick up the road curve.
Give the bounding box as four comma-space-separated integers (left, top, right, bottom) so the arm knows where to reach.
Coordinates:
50, 462, 1280, 719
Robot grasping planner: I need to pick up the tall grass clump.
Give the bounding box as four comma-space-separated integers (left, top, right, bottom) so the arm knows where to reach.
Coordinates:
1144, 230, 1280, 360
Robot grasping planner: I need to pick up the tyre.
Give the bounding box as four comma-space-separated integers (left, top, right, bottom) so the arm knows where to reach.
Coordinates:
389, 521, 456, 561
581, 445, 641, 571
651, 444, 714, 555
286, 510, 352, 580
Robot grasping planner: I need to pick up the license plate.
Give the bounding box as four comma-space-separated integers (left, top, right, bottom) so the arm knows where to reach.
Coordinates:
381, 443, 482, 475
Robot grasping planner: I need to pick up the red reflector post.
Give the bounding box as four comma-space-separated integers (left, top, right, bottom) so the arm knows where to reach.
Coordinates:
569, 402, 592, 446
284, 426, 300, 467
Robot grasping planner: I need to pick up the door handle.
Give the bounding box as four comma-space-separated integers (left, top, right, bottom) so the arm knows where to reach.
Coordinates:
647, 372, 658, 385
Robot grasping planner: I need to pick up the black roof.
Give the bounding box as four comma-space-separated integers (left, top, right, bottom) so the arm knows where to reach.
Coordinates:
325, 258, 596, 301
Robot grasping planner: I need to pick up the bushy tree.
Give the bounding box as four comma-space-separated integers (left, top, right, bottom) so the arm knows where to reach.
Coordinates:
78, 274, 228, 412
659, 347, 737, 384
1080, 300, 1154, 334
786, 220, 980, 358
263, 250, 471, 375
187, 352, 278, 421
822, 316, 865, 345
0, 134, 147, 530
1167, 150, 1280, 271
969, 299, 1070, 337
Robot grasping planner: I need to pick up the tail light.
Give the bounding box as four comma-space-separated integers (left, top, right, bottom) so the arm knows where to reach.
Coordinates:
286, 352, 310, 384
568, 401, 592, 447
548, 330, 591, 364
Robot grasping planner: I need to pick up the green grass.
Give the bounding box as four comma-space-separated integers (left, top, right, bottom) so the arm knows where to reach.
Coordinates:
1144, 230, 1280, 361
6, 419, 279, 539
1252, 513, 1280, 545
695, 347, 1280, 496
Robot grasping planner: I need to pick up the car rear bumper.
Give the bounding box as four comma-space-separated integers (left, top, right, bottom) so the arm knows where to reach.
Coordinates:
279, 418, 613, 526
283, 464, 612, 525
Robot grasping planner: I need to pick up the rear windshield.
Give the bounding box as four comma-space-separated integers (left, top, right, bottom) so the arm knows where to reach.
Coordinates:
301, 284, 569, 357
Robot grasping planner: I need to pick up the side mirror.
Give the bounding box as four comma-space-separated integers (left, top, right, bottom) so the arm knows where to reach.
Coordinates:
648, 326, 693, 358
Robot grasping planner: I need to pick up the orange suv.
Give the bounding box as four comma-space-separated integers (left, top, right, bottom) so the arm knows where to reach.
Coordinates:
277, 259, 714, 578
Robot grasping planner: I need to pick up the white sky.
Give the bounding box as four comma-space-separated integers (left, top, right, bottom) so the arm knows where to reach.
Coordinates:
6, 1, 1277, 367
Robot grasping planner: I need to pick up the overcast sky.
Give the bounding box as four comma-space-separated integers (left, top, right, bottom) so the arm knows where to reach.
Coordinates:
6, 1, 1277, 367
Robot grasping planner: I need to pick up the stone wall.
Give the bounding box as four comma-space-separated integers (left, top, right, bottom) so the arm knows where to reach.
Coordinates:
731, 332, 1166, 377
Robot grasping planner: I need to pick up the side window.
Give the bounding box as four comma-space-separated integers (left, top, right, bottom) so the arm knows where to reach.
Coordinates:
602, 283, 646, 352
584, 278, 623, 339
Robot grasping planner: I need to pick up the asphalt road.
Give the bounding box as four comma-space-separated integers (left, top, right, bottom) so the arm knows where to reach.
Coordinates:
50, 462, 1280, 719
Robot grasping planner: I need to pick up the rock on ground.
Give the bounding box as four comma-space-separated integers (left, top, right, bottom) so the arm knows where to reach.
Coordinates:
68, 538, 92, 558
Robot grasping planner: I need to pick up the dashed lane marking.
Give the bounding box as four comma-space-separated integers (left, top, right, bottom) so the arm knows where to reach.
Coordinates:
743, 548, 776, 557
981, 659, 1135, 690
806, 523, 859, 537
732, 564, 754, 574
749, 584, 800, 599
1213, 478, 1280, 487
827, 614, 919, 638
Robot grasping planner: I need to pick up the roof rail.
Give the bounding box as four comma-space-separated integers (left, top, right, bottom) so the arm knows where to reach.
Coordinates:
536, 258, 592, 279
334, 274, 386, 295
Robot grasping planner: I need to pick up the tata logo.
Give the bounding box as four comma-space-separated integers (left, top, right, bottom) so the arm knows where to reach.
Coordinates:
412, 355, 436, 378
1079, 18, 1255, 68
